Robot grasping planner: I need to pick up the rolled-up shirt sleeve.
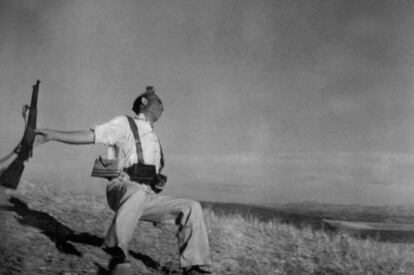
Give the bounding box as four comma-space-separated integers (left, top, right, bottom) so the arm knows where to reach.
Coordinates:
93, 116, 128, 146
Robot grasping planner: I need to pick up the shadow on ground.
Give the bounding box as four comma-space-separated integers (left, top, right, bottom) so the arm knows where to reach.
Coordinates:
0, 195, 179, 274
0, 196, 103, 256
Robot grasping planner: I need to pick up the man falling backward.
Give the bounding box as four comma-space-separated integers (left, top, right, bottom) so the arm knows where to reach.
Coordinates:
35, 87, 213, 275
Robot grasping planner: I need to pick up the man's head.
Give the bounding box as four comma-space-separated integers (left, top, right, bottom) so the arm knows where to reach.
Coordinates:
132, 86, 164, 123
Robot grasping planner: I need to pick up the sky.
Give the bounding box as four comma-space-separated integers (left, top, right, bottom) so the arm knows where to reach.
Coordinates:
1, 0, 414, 206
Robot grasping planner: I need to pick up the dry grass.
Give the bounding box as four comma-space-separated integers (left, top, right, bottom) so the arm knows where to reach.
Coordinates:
1, 181, 414, 274
205, 211, 414, 275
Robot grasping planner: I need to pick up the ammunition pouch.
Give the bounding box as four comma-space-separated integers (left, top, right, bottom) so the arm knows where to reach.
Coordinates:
91, 157, 120, 179
124, 163, 156, 183
124, 163, 167, 193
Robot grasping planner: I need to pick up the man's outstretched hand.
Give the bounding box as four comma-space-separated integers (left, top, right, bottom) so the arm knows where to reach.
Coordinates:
33, 129, 53, 147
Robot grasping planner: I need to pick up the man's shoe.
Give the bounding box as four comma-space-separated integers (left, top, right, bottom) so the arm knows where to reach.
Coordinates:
110, 262, 133, 275
182, 265, 212, 275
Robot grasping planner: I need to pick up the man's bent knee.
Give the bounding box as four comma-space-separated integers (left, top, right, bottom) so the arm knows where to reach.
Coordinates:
189, 200, 203, 216
176, 200, 203, 226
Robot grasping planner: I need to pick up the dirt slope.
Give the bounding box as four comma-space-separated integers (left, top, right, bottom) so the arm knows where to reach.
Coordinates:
4, 180, 414, 275
0, 182, 183, 275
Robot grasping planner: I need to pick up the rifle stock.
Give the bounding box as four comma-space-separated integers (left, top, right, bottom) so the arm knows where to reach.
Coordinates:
0, 80, 40, 189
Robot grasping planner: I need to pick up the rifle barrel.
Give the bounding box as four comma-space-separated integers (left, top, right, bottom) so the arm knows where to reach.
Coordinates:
27, 80, 40, 129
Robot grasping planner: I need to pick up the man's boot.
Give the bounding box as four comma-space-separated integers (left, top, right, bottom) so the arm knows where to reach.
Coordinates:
110, 262, 133, 275
108, 255, 133, 275
182, 265, 213, 275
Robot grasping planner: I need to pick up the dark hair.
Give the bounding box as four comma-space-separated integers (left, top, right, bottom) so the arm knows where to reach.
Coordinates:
132, 86, 154, 114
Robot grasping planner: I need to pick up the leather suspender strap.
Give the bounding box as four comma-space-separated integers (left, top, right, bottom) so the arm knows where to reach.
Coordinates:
126, 116, 165, 170
159, 143, 165, 172
127, 116, 144, 164
123, 116, 167, 193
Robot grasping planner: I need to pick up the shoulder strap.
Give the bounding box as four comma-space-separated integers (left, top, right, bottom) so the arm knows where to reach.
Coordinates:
126, 116, 144, 164
159, 142, 165, 172
126, 116, 165, 171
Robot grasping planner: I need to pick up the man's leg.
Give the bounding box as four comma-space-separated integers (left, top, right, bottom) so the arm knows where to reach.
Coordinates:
140, 195, 211, 269
104, 179, 148, 261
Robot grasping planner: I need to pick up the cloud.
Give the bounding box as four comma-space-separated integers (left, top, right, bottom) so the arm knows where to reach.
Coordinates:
367, 180, 395, 186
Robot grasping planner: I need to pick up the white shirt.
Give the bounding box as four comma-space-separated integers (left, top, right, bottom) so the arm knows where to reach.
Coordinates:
93, 114, 162, 172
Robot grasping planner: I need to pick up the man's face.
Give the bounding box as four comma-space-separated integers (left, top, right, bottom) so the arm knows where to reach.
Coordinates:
143, 94, 164, 122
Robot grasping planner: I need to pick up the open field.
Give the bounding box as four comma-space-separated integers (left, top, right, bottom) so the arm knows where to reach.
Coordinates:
2, 181, 414, 274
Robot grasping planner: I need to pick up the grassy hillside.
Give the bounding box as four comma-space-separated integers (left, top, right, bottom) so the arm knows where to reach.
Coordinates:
1, 181, 414, 274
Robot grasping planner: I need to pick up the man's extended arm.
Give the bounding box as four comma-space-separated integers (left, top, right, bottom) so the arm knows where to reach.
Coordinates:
34, 129, 94, 145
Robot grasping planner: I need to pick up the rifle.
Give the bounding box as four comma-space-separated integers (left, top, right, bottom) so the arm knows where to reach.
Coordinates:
0, 80, 40, 189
